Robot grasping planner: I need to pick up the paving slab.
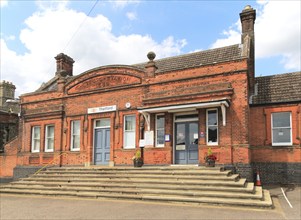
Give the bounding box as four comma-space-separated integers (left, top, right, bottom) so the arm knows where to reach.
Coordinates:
0, 193, 288, 220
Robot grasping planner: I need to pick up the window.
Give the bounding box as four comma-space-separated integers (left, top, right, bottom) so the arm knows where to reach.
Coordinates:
272, 112, 292, 146
31, 126, 41, 153
71, 120, 80, 151
124, 115, 136, 149
207, 109, 218, 145
45, 125, 54, 152
156, 114, 165, 147
95, 119, 110, 128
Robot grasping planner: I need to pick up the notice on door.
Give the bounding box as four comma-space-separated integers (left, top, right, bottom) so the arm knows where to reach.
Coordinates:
176, 145, 186, 150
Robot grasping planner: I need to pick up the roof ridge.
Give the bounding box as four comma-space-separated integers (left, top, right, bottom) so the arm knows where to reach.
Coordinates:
255, 71, 301, 79
133, 44, 241, 66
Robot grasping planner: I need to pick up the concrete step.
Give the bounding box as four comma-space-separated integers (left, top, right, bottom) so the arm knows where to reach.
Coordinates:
6, 181, 255, 193
0, 184, 263, 199
42, 169, 232, 176
47, 166, 222, 171
0, 188, 272, 208
0, 166, 273, 208
18, 176, 247, 187
33, 173, 240, 181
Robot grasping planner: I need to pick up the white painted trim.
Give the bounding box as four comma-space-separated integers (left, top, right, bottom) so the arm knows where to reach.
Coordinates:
70, 120, 80, 151
45, 125, 54, 152
140, 112, 150, 131
138, 100, 229, 113
155, 114, 165, 147
206, 108, 218, 146
271, 112, 292, 146
123, 115, 136, 149
94, 118, 111, 129
139, 100, 229, 126
31, 126, 41, 153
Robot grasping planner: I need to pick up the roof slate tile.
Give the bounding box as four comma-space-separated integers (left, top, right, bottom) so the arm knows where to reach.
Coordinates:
252, 71, 301, 105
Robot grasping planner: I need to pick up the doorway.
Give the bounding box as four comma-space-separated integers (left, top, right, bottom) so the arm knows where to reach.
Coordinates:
94, 119, 110, 165
174, 118, 199, 164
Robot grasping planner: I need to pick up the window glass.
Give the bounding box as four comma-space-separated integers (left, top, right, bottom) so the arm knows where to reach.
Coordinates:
124, 115, 136, 149
96, 119, 110, 128
156, 115, 165, 147
208, 110, 217, 125
272, 112, 290, 127
71, 120, 80, 151
45, 125, 54, 152
31, 126, 41, 152
272, 112, 292, 145
175, 114, 198, 121
125, 115, 135, 131
207, 109, 218, 145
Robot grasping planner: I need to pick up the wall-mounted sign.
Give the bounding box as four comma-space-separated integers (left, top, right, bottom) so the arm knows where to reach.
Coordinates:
144, 131, 154, 146
165, 134, 170, 142
200, 131, 205, 138
88, 105, 117, 114
139, 139, 145, 147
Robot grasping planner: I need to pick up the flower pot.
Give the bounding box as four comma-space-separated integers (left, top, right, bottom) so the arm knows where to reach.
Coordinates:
205, 159, 215, 167
133, 159, 143, 167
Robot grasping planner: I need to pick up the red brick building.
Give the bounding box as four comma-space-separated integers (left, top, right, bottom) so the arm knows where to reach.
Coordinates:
1, 6, 300, 184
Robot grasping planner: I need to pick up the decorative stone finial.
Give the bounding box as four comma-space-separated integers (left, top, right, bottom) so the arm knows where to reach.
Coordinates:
147, 51, 156, 61
243, 5, 252, 11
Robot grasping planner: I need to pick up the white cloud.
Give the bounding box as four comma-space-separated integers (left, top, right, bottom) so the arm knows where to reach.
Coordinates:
0, 2, 185, 95
0, 0, 8, 8
126, 12, 137, 20
210, 0, 301, 71
110, 0, 140, 9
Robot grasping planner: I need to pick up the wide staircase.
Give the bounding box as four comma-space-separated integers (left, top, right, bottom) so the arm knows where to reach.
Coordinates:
0, 166, 273, 208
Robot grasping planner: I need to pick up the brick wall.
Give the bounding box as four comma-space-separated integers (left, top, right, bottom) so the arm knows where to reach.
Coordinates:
249, 104, 301, 184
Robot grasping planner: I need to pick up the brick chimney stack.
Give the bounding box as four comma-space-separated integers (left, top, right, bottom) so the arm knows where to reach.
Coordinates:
240, 5, 256, 45
240, 5, 256, 94
145, 51, 158, 77
55, 53, 75, 77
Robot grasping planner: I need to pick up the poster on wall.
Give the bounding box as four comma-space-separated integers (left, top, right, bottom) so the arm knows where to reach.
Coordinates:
144, 131, 154, 146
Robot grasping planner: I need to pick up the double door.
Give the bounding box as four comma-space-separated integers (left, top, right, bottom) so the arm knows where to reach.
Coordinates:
175, 122, 199, 164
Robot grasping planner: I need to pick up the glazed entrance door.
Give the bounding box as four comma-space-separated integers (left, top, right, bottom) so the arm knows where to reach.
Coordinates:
94, 128, 110, 165
175, 122, 199, 164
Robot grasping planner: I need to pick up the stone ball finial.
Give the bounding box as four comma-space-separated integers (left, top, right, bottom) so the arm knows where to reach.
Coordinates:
243, 5, 252, 11
147, 51, 156, 61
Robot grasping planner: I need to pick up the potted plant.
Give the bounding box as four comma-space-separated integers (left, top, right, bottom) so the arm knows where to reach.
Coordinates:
205, 147, 217, 167
132, 149, 143, 167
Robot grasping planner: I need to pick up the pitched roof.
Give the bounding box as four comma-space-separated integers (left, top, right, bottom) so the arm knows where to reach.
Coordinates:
252, 71, 301, 105
134, 44, 243, 73
35, 44, 244, 93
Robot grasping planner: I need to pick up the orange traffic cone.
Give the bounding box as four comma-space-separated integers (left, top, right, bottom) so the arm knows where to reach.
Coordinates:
255, 170, 262, 186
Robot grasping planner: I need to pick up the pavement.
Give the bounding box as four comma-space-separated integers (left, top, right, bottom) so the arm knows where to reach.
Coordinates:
0, 185, 300, 220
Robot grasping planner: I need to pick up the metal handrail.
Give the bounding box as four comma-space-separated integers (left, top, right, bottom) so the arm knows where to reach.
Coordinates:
34, 152, 68, 175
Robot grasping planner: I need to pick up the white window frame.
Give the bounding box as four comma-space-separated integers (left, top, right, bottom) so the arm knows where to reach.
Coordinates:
271, 112, 292, 146
155, 114, 165, 147
45, 125, 54, 152
31, 126, 41, 153
206, 108, 218, 145
71, 120, 80, 151
123, 115, 136, 149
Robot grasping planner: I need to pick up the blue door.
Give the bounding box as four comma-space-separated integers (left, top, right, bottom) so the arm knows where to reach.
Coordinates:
175, 122, 199, 164
94, 128, 110, 165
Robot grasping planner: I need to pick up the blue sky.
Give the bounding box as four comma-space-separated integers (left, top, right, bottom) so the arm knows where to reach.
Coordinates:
1, 0, 300, 95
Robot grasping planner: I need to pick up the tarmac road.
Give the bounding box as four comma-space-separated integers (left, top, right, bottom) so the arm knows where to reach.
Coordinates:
0, 186, 300, 220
